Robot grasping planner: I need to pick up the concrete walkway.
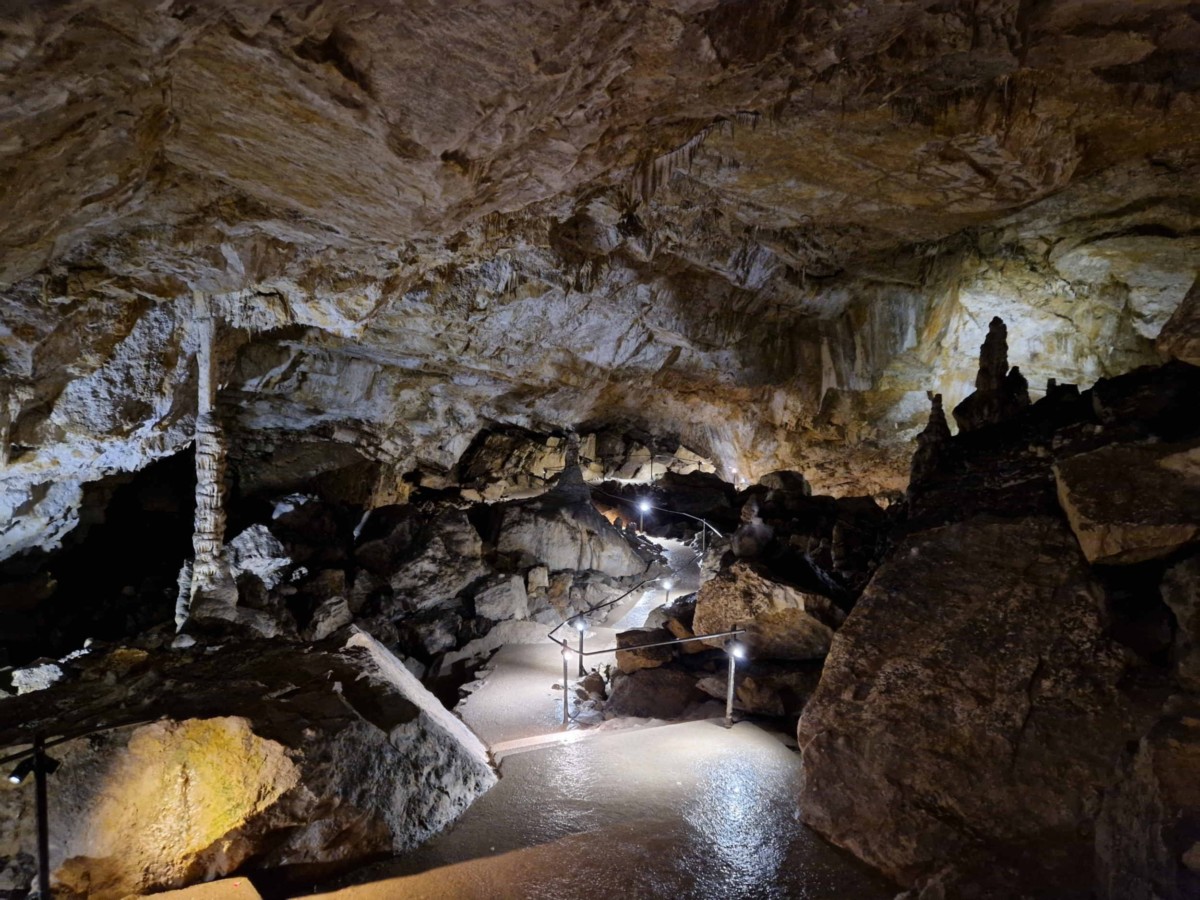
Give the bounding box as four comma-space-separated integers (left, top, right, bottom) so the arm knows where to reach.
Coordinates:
301, 537, 894, 900
312, 720, 893, 900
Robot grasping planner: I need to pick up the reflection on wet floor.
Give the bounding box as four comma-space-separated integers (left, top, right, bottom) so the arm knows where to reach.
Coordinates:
314, 720, 894, 900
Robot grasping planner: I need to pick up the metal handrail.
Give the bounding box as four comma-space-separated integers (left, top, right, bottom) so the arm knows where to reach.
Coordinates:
551, 628, 745, 658
591, 489, 725, 539
552, 627, 748, 728
545, 576, 658, 644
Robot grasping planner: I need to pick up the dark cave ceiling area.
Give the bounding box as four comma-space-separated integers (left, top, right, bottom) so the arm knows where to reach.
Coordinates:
1, 0, 1199, 560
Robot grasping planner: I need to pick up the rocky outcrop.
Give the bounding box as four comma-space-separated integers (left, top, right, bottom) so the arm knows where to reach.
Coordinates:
1162, 554, 1200, 692
693, 562, 844, 660
1055, 439, 1200, 565
605, 668, 710, 720
1096, 697, 1200, 900
0, 629, 496, 898
614, 626, 677, 674
496, 496, 648, 579
1158, 279, 1200, 367
798, 517, 1150, 894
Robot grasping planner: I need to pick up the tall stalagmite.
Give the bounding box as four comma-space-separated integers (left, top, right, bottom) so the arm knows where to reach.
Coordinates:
188, 291, 236, 617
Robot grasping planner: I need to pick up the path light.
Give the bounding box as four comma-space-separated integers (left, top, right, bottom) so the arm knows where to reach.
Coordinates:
725, 642, 746, 728
638, 499, 650, 531
574, 618, 586, 677
7, 757, 34, 785
663, 578, 673, 604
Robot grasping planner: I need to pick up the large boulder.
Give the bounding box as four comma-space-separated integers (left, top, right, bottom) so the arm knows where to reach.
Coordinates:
1055, 439, 1200, 565
605, 668, 709, 720
692, 561, 844, 660
1096, 698, 1200, 900
798, 517, 1150, 894
1156, 280, 1200, 367
496, 497, 648, 578
614, 626, 676, 674
0, 629, 496, 899
388, 509, 491, 610
472, 574, 529, 622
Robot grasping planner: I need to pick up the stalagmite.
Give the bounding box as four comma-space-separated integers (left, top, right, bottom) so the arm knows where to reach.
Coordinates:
909, 393, 952, 489
186, 291, 237, 621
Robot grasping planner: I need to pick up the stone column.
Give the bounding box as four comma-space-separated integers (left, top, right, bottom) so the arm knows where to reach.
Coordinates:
189, 291, 236, 610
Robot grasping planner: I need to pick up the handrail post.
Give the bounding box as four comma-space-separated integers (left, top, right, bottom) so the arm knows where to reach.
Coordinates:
561, 645, 570, 727
34, 734, 50, 899
724, 652, 736, 729
700, 519, 707, 555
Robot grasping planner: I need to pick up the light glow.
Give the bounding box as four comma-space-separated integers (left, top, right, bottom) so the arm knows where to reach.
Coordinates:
638, 500, 650, 513
730, 643, 746, 660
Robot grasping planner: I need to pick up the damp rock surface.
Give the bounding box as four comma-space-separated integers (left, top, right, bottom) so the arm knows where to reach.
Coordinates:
797, 517, 1153, 894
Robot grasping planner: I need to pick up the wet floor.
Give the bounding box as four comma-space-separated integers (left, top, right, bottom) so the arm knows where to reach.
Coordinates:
312, 720, 894, 900
612, 537, 702, 631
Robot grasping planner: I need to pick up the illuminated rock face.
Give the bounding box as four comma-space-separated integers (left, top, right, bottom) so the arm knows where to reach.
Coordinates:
0, 630, 497, 898
1, 0, 1199, 563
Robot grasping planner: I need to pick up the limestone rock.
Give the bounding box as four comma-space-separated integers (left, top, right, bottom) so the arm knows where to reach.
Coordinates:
797, 517, 1148, 893
389, 510, 490, 610
758, 471, 812, 496
305, 595, 353, 641
614, 627, 676, 674
226, 524, 292, 589
1055, 439, 1200, 565
1096, 698, 1200, 900
1162, 554, 1200, 692
473, 574, 529, 622
496, 497, 648, 579
1157, 279, 1200, 366
605, 668, 708, 720
0, 629, 496, 898
693, 561, 844, 660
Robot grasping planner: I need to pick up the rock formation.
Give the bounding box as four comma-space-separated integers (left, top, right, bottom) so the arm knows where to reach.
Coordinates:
952, 317, 1031, 433
0, 629, 496, 898
2, 1, 1200, 896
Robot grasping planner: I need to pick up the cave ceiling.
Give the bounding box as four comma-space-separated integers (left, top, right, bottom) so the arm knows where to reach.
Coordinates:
1, 0, 1199, 558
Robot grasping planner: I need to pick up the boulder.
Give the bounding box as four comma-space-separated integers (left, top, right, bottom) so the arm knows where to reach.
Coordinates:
614, 627, 676, 674
798, 517, 1149, 894
758, 470, 812, 495
1096, 698, 1200, 900
605, 668, 708, 719
497, 498, 648, 578
0, 629, 496, 899
305, 596, 353, 641
473, 574, 529, 622
1156, 279, 1200, 366
692, 561, 844, 660
696, 664, 821, 717
226, 525, 292, 589
1055, 439, 1200, 565
1162, 554, 1200, 692
389, 510, 491, 610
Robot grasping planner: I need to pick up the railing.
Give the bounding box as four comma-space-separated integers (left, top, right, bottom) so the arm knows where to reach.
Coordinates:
550, 627, 747, 729
590, 488, 724, 551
